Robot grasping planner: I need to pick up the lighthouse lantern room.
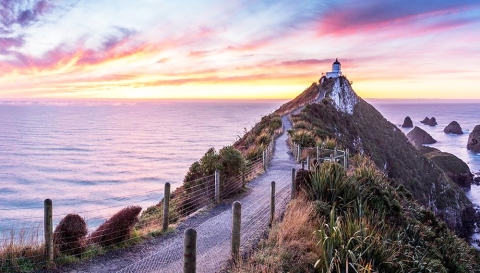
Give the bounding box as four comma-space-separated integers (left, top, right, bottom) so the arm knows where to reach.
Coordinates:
325, 58, 342, 79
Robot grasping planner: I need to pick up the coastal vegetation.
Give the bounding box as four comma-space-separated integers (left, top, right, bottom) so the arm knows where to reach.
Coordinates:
138, 112, 283, 234
233, 113, 282, 159
232, 156, 480, 272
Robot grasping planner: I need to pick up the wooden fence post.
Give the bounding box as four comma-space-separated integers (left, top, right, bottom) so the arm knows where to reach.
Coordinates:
232, 201, 241, 263
262, 150, 267, 171
270, 181, 275, 227
306, 156, 310, 171
297, 145, 301, 163
184, 228, 197, 273
291, 168, 296, 200
163, 182, 170, 231
345, 148, 349, 169
316, 146, 319, 161
44, 199, 53, 267
215, 170, 220, 204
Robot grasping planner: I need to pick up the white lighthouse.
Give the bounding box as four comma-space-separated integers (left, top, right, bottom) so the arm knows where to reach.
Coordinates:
325, 58, 342, 78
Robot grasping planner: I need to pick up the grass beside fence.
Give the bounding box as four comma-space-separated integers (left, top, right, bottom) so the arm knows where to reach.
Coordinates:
232, 155, 480, 273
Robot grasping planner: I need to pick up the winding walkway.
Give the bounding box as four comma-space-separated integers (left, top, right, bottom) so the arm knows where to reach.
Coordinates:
59, 116, 297, 273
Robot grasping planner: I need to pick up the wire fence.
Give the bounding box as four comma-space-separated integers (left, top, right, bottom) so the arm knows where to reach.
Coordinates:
290, 141, 349, 170
117, 160, 293, 273
0, 124, 285, 272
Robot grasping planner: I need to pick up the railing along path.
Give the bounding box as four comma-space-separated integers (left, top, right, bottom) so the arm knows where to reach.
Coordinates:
117, 116, 297, 272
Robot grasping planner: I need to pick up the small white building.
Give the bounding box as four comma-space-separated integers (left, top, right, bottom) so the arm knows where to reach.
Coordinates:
325, 58, 342, 79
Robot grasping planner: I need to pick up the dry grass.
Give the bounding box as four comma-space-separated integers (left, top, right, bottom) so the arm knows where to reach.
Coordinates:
0, 225, 44, 272
231, 194, 319, 273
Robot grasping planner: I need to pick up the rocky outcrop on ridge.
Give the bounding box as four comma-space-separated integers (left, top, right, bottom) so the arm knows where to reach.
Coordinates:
407, 126, 436, 145
444, 121, 463, 134
324, 77, 359, 115
467, 125, 480, 152
420, 146, 473, 188
427, 117, 438, 126
402, 116, 413, 128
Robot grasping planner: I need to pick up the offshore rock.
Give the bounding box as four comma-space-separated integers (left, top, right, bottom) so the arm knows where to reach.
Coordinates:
444, 121, 463, 134
427, 117, 438, 126
421, 117, 430, 123
407, 126, 436, 146
402, 116, 413, 128
467, 125, 480, 152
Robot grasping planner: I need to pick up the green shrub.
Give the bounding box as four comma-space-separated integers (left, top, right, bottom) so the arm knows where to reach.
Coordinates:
199, 147, 221, 175
218, 146, 245, 178
291, 131, 316, 147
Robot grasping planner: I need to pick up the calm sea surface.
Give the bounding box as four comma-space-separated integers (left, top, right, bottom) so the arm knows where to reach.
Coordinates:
0, 100, 285, 230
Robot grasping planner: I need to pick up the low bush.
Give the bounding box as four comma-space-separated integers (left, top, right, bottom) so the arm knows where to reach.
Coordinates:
53, 214, 88, 256
89, 206, 142, 247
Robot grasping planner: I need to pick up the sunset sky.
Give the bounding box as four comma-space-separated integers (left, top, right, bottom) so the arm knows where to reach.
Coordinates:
0, 0, 479, 100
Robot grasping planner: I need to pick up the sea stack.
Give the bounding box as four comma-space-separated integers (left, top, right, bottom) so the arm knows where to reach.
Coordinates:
421, 117, 430, 124
467, 125, 480, 152
402, 116, 413, 128
444, 121, 463, 134
427, 117, 438, 126
407, 126, 436, 146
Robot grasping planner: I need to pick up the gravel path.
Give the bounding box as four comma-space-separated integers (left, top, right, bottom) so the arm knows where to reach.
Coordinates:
45, 116, 297, 273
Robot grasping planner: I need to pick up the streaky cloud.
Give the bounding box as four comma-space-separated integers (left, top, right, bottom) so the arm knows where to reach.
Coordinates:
315, 0, 480, 35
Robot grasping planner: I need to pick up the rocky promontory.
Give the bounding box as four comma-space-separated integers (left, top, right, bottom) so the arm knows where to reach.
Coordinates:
402, 116, 413, 128
444, 121, 463, 134
419, 146, 473, 188
407, 126, 436, 146
285, 76, 474, 237
467, 125, 480, 152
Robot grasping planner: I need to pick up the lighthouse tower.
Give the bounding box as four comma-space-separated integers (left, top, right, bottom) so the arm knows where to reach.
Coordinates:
325, 58, 342, 78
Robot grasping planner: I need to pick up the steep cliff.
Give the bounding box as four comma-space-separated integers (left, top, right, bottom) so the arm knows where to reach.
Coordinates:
283, 76, 474, 236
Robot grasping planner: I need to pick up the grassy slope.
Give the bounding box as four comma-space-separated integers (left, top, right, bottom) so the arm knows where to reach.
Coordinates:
232, 158, 480, 273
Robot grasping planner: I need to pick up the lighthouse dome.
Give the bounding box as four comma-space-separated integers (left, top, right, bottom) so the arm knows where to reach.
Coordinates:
325, 58, 343, 79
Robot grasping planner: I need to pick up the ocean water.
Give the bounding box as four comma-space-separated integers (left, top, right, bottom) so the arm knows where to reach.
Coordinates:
0, 100, 285, 230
